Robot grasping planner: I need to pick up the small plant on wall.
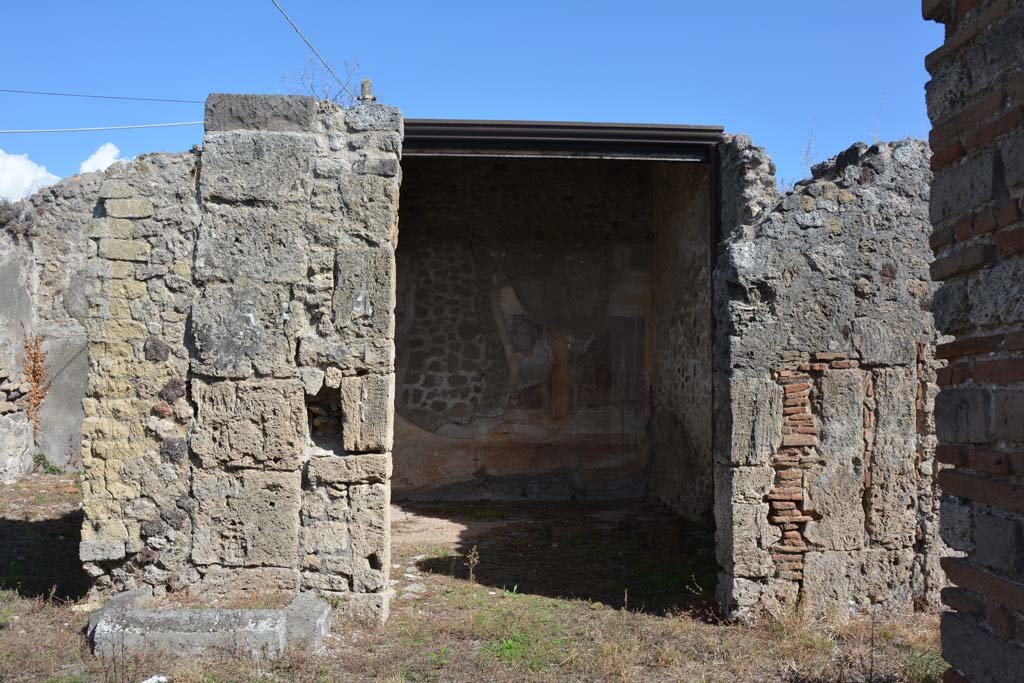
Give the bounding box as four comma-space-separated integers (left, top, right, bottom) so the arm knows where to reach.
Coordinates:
21, 326, 51, 444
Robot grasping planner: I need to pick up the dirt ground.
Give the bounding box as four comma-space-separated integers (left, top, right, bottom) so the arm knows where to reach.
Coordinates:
0, 473, 945, 683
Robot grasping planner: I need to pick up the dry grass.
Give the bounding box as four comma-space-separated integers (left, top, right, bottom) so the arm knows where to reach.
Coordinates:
0, 479, 945, 683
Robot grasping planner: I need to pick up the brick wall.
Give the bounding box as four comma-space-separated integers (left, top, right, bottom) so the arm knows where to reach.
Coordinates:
923, 1, 1024, 681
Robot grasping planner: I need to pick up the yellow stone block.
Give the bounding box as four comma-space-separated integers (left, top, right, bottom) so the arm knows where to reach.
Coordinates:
102, 319, 147, 341
107, 297, 132, 319
82, 398, 98, 417
93, 518, 130, 540
91, 440, 146, 459
89, 377, 135, 398
108, 280, 147, 299
99, 238, 151, 262
104, 198, 153, 219
171, 259, 192, 279
102, 341, 136, 359
82, 417, 129, 440
109, 262, 135, 279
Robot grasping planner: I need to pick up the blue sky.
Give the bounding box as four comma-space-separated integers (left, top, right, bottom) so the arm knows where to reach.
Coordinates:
0, 1, 942, 196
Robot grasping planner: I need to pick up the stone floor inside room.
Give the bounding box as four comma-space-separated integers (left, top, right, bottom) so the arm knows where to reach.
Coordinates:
0, 471, 947, 683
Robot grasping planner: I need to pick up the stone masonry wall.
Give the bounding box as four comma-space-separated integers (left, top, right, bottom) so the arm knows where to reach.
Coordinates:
73, 94, 402, 622
649, 163, 715, 520
923, 1, 1024, 680
714, 135, 945, 620
1, 173, 105, 476
0, 208, 35, 483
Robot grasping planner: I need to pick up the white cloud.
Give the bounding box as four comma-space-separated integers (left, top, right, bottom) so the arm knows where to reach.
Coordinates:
0, 148, 60, 201
79, 142, 125, 173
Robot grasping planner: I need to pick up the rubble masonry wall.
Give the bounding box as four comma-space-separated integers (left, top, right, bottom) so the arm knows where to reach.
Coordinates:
714, 135, 946, 620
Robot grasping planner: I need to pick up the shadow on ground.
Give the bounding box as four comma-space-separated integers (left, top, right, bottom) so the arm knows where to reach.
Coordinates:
405, 500, 719, 616
0, 510, 90, 601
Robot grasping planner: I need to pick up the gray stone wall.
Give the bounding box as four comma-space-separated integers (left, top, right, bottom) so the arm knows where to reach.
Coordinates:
648, 164, 715, 520
714, 135, 945, 620
0, 209, 35, 483
0, 172, 103, 474
63, 94, 402, 622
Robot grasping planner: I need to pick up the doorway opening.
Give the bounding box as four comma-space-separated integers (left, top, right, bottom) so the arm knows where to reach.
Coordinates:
391, 120, 721, 610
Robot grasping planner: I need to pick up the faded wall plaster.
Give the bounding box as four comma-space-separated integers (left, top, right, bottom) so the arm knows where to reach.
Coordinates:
393, 157, 660, 501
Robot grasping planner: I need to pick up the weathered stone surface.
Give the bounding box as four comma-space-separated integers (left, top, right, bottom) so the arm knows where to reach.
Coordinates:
297, 337, 394, 374
283, 593, 332, 649
89, 590, 332, 661
333, 245, 395, 338
852, 318, 916, 366
191, 469, 301, 567
191, 379, 307, 470
195, 204, 309, 284
309, 173, 399, 247
98, 238, 150, 262
329, 590, 393, 625
300, 487, 353, 578
866, 368, 918, 546
194, 566, 300, 599
308, 454, 392, 484
346, 104, 403, 133
204, 93, 319, 133
801, 548, 915, 615
104, 199, 154, 219
716, 575, 799, 623
804, 369, 866, 551
0, 413, 32, 484
201, 130, 316, 205
80, 538, 126, 562
349, 482, 389, 592
191, 285, 295, 378
337, 374, 394, 453
2, 95, 382, 629
714, 466, 777, 578
724, 373, 783, 466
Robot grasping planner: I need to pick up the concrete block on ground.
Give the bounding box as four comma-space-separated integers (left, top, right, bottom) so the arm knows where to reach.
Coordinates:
89, 591, 332, 660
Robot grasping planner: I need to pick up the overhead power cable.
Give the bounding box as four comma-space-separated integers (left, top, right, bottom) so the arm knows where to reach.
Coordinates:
270, 0, 356, 102
0, 122, 203, 134
0, 88, 203, 104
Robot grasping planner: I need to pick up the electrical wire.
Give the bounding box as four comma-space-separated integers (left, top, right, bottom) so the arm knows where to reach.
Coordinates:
0, 122, 203, 134
270, 0, 356, 102
0, 88, 203, 104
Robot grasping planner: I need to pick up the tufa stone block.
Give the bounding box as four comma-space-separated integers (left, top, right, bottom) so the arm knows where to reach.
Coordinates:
191, 379, 307, 471
308, 453, 392, 485
200, 130, 316, 204
204, 93, 319, 133
195, 204, 309, 284
104, 199, 154, 219
333, 245, 395, 339
190, 469, 301, 568
98, 238, 151, 262
191, 284, 294, 379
